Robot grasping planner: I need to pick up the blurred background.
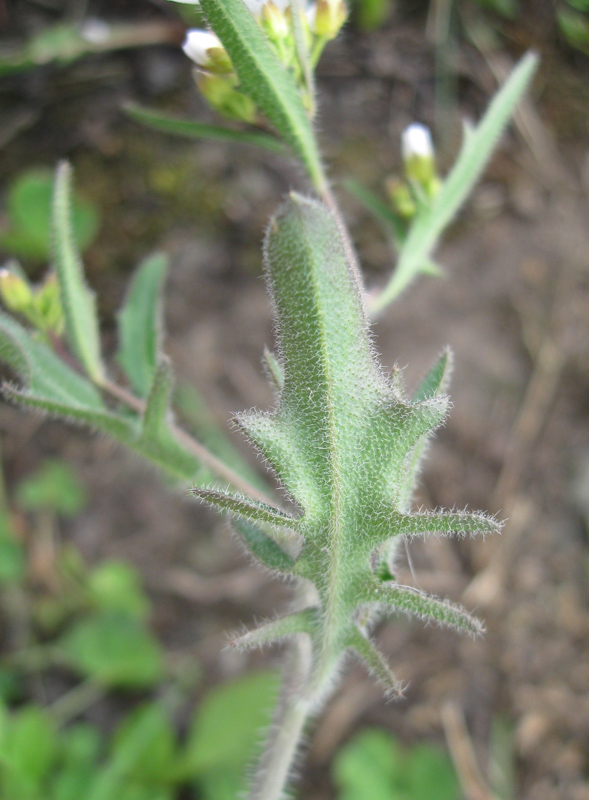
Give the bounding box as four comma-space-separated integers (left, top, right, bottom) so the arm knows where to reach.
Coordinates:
0, 1, 588, 798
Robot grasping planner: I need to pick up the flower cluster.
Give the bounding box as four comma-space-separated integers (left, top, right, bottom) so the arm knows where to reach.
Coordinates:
386, 123, 440, 221
171, 0, 347, 121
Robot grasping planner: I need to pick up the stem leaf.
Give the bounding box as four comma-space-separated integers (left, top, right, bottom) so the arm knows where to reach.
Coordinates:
52, 162, 104, 383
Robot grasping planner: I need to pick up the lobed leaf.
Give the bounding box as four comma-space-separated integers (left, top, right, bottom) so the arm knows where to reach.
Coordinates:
232, 519, 296, 573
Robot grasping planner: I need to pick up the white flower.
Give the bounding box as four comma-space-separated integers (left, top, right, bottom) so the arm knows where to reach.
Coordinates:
401, 124, 434, 161
182, 29, 223, 66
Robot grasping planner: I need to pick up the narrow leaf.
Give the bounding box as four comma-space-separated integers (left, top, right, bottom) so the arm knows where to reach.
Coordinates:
0, 313, 104, 408
387, 509, 501, 542
230, 608, 316, 651
262, 347, 284, 392
372, 52, 538, 312
2, 384, 138, 441
347, 627, 403, 698
192, 487, 298, 528
124, 103, 286, 154
117, 252, 168, 398
232, 519, 296, 573
198, 0, 325, 191
413, 348, 453, 402
52, 162, 104, 383
361, 581, 484, 636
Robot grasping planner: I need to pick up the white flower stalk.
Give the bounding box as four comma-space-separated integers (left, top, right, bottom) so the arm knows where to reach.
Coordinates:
182, 29, 233, 73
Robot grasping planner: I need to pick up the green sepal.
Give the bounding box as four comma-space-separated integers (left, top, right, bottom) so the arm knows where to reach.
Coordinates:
52, 162, 104, 384
229, 608, 317, 651
346, 626, 403, 698
359, 580, 484, 637
117, 252, 168, 398
232, 519, 296, 573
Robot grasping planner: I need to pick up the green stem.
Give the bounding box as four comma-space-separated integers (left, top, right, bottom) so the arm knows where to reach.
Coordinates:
101, 379, 277, 507
248, 638, 314, 800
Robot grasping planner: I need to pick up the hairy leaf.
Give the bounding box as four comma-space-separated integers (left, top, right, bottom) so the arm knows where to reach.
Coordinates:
124, 104, 286, 154
198, 0, 325, 190
52, 162, 104, 383
372, 52, 538, 311
117, 252, 168, 398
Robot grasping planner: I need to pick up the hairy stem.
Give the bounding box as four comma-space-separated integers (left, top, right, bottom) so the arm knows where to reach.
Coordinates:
101, 379, 276, 506
248, 637, 314, 800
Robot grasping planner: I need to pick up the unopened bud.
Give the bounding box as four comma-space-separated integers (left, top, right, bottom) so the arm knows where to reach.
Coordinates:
0, 268, 33, 313
261, 0, 290, 40
401, 123, 438, 193
182, 30, 232, 74
33, 273, 64, 335
307, 0, 347, 39
385, 178, 416, 220
196, 72, 258, 124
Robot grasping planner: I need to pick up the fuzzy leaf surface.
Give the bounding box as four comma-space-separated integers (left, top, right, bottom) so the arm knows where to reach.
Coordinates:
117, 252, 168, 398
52, 162, 104, 383
198, 0, 324, 189
194, 195, 498, 695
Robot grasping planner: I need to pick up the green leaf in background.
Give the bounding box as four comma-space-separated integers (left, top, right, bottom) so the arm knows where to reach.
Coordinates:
333, 729, 460, 800
181, 670, 281, 777
124, 104, 286, 154
52, 162, 104, 384
198, 0, 326, 191
0, 705, 59, 799
0, 511, 26, 585
87, 705, 175, 800
489, 716, 516, 800
371, 52, 538, 313
407, 743, 460, 800
50, 724, 103, 800
471, 0, 520, 18
0, 168, 99, 263
15, 458, 87, 517
110, 704, 178, 785
117, 253, 168, 399
58, 613, 164, 689
87, 561, 151, 621
333, 729, 407, 800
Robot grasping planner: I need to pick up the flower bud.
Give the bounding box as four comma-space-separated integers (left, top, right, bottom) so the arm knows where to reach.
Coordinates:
0, 267, 33, 313
196, 72, 258, 123
261, 0, 290, 41
401, 123, 438, 194
182, 29, 232, 74
385, 178, 416, 220
33, 274, 64, 336
307, 0, 347, 39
